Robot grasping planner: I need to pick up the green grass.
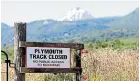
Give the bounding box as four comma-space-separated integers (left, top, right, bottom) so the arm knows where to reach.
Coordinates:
119, 38, 139, 44
85, 38, 139, 50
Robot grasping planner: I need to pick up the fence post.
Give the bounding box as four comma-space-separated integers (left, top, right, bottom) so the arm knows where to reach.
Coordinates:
76, 50, 82, 81
14, 23, 26, 81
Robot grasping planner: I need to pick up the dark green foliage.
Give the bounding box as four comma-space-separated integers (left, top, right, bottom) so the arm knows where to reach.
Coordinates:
86, 38, 139, 50
1, 46, 14, 62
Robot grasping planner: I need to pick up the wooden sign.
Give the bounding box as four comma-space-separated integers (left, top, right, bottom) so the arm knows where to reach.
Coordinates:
14, 23, 84, 81
26, 47, 70, 68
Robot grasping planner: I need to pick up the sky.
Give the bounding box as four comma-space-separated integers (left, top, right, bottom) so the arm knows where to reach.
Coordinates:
1, 1, 139, 26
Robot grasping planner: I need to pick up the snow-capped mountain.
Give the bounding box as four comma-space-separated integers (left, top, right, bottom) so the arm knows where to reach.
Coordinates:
2, 7, 139, 46
58, 7, 93, 21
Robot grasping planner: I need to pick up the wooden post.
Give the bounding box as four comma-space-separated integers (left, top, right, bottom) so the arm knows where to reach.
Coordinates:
75, 50, 82, 81
14, 23, 26, 81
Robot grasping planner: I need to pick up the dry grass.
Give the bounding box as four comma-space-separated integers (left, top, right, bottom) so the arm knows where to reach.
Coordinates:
1, 49, 139, 81
82, 49, 139, 81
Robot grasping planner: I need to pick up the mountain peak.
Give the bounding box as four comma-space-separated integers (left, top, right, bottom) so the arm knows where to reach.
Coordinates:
58, 7, 93, 21
136, 7, 139, 10
135, 7, 139, 13
74, 7, 81, 10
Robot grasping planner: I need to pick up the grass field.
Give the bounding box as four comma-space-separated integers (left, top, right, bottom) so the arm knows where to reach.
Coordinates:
1, 48, 139, 81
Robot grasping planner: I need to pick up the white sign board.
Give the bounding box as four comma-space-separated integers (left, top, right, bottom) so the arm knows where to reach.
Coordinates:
26, 47, 70, 68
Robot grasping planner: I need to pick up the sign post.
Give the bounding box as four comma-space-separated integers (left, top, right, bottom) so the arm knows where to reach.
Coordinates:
14, 23, 26, 81
75, 50, 82, 81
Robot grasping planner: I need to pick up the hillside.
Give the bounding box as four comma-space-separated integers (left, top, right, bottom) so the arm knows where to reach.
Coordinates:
1, 7, 139, 46
1, 23, 13, 46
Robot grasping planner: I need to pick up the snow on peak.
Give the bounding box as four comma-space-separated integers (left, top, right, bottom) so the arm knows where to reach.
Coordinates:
58, 7, 93, 21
